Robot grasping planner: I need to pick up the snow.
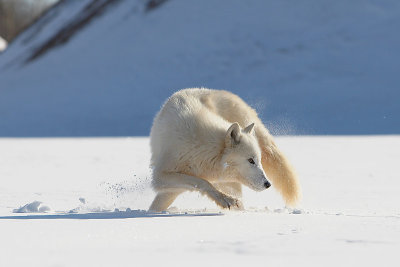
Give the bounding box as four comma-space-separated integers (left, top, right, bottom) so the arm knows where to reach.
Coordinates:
1, 0, 400, 136
13, 201, 50, 213
0, 136, 399, 266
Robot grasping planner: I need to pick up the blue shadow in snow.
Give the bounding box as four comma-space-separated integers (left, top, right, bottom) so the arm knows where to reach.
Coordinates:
0, 210, 223, 220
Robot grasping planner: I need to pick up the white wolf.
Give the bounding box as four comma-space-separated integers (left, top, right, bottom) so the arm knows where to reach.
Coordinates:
149, 88, 301, 211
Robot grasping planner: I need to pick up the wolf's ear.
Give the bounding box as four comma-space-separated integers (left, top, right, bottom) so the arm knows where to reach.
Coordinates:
243, 123, 255, 134
226, 122, 241, 147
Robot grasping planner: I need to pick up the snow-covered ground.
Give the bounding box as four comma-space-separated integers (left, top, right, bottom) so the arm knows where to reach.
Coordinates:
1, 136, 399, 266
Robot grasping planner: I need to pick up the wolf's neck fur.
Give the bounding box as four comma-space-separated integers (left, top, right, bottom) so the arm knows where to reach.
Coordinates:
177, 109, 230, 180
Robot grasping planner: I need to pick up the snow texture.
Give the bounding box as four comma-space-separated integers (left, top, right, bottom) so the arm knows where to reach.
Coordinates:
0, 0, 400, 136
0, 137, 399, 266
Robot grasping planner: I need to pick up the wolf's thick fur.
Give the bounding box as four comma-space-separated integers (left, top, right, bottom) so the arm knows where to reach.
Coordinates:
149, 88, 301, 211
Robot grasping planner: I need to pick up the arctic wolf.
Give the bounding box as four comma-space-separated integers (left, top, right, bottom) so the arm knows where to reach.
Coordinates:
149, 88, 301, 211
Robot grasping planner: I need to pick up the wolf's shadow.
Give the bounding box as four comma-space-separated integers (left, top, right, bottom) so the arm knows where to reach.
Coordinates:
0, 210, 222, 220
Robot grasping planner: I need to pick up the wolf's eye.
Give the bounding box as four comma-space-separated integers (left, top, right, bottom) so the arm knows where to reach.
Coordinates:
248, 158, 255, 165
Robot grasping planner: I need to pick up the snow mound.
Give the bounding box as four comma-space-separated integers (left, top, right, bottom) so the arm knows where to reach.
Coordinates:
13, 201, 51, 213
273, 207, 305, 214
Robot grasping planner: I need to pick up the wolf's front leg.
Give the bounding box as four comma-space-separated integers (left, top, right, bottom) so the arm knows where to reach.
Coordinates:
208, 189, 242, 210
150, 172, 241, 211
214, 182, 244, 210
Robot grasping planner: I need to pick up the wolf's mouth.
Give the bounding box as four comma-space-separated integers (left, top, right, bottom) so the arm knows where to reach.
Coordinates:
246, 179, 270, 192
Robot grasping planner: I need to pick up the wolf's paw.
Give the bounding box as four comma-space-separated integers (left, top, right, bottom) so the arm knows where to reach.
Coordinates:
213, 192, 242, 210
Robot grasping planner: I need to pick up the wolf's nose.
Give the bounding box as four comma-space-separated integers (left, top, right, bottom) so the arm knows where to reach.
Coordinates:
264, 181, 271, 189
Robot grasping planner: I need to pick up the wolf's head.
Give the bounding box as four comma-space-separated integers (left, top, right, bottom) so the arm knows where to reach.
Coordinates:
222, 122, 271, 191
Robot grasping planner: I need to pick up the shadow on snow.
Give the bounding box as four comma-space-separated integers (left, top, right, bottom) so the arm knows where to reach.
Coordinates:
0, 210, 223, 220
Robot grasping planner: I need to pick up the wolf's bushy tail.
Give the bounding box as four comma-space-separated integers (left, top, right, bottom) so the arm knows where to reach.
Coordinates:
256, 127, 301, 207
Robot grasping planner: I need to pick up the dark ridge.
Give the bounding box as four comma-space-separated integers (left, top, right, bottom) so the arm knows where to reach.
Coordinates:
21, 7, 60, 45
145, 0, 169, 12
2, 0, 66, 47
26, 0, 121, 63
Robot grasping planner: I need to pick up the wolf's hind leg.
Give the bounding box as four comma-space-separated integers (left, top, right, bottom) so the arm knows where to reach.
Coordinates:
149, 191, 180, 212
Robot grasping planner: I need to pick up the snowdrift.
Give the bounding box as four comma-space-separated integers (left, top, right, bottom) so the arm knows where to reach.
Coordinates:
0, 0, 399, 136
